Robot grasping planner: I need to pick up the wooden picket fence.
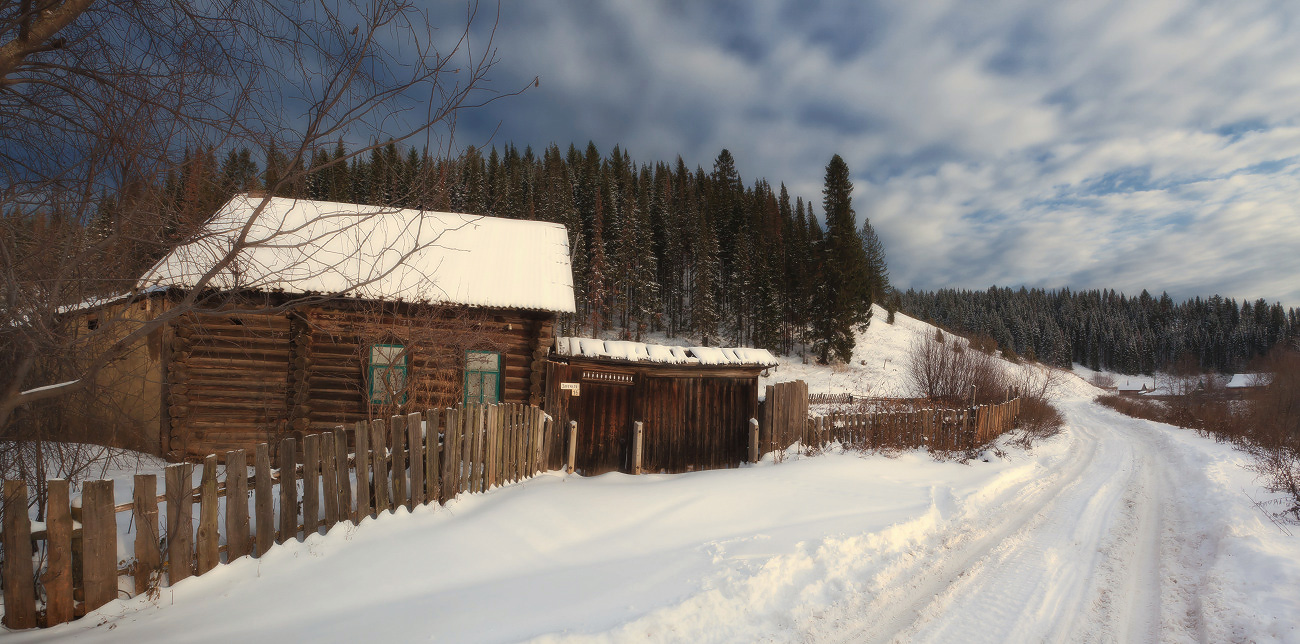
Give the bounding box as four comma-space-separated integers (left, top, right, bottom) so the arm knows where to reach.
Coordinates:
757, 380, 1021, 457
802, 398, 1021, 453
0, 402, 555, 630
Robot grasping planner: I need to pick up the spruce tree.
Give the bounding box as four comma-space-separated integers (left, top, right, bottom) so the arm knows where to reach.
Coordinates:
812, 154, 871, 363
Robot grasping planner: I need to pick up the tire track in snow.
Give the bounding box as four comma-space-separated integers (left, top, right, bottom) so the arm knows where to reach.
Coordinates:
822, 395, 1217, 644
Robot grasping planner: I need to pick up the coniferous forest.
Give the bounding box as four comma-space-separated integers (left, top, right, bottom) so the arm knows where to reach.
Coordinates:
84, 141, 1299, 374
900, 287, 1300, 375
87, 141, 884, 362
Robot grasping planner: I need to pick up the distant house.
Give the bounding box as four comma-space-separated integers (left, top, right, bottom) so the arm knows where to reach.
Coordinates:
545, 337, 777, 475
1116, 381, 1151, 395
77, 195, 574, 461
1226, 373, 1272, 390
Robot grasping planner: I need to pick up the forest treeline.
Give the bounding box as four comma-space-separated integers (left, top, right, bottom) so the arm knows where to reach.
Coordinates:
900, 287, 1300, 375
62, 141, 1299, 374
76, 141, 887, 362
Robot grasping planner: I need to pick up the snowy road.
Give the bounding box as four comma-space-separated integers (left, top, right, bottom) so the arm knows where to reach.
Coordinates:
814, 394, 1220, 643
12, 381, 1299, 643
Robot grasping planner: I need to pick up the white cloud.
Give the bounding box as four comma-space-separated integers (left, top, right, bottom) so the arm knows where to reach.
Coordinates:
452, 0, 1300, 306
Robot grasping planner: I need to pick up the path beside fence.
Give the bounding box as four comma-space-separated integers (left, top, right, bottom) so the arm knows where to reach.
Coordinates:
1, 402, 555, 630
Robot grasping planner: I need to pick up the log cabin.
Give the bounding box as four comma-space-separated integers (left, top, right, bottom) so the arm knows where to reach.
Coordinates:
74, 195, 575, 461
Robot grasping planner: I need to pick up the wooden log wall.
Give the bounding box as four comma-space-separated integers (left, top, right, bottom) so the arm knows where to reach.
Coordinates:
166, 302, 556, 460
0, 403, 552, 631
168, 312, 291, 460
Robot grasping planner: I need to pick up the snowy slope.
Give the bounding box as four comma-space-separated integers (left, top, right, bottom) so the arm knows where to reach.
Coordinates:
10, 308, 1300, 642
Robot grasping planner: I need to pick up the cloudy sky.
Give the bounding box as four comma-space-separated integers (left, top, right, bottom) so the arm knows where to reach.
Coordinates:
436, 1, 1300, 306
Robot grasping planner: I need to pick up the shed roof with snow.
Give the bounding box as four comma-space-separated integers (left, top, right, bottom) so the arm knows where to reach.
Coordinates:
554, 337, 778, 368
1226, 373, 1272, 388
140, 195, 576, 313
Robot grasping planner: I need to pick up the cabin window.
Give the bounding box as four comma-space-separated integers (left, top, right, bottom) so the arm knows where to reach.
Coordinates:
368, 344, 408, 404
464, 350, 502, 405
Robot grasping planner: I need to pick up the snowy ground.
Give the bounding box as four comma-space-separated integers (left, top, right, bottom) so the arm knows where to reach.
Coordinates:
8, 308, 1300, 642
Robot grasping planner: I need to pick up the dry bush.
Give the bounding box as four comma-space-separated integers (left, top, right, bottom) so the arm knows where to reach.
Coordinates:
1007, 366, 1066, 447
1090, 373, 1116, 389
906, 330, 1009, 406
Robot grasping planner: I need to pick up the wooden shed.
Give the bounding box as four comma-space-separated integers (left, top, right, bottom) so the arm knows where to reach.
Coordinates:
74, 195, 575, 461
544, 337, 778, 475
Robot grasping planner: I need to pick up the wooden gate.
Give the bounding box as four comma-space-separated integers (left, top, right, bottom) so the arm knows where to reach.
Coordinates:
545, 361, 634, 475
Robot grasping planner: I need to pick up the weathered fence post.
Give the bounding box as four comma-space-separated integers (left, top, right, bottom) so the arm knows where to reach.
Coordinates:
354, 422, 371, 520
389, 415, 407, 508
567, 420, 578, 474
335, 429, 353, 520
279, 437, 298, 542
254, 444, 274, 556
633, 421, 644, 474
196, 454, 220, 574
302, 434, 321, 536
321, 434, 339, 528
225, 450, 250, 561
425, 409, 442, 504
2, 480, 37, 629
369, 419, 390, 513
408, 412, 425, 506
82, 479, 116, 612
46, 479, 75, 626
749, 418, 760, 463
166, 463, 194, 582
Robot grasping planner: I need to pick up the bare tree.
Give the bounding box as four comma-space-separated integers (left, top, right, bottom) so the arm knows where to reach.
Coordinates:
1, 1, 530, 494
906, 331, 1007, 405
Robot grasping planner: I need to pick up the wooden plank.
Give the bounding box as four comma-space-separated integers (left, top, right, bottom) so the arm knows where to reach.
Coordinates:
254, 443, 275, 556
354, 422, 372, 520
408, 412, 425, 506
225, 450, 250, 561
166, 463, 194, 583
44, 479, 75, 626
633, 420, 644, 474
425, 409, 442, 504
279, 437, 297, 543
444, 407, 461, 498
321, 432, 339, 527
370, 419, 390, 513
466, 404, 480, 493
567, 420, 578, 474
303, 434, 321, 536
390, 415, 407, 510
334, 429, 353, 522
485, 404, 498, 489
196, 454, 220, 575
2, 480, 36, 629
459, 406, 473, 493
82, 479, 117, 612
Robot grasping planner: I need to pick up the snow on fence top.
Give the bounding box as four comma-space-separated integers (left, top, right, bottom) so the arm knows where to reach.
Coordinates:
555, 337, 778, 367
140, 195, 576, 313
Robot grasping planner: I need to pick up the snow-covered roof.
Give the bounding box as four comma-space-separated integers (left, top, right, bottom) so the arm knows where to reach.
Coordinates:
1227, 373, 1272, 388
140, 195, 576, 313
1116, 381, 1149, 392
555, 337, 778, 368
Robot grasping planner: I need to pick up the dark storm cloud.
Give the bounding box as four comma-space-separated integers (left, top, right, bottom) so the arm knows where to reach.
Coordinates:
439, 0, 1300, 306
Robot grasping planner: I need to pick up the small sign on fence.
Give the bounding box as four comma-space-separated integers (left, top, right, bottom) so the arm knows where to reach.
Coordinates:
560, 382, 580, 396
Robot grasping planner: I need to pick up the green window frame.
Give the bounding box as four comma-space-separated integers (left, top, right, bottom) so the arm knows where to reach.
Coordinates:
464, 350, 503, 405
368, 343, 408, 404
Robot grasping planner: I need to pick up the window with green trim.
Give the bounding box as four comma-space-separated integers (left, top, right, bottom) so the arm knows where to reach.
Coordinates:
464, 350, 502, 405
368, 343, 408, 404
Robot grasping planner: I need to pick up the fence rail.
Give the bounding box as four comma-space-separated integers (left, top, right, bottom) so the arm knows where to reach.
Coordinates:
1, 402, 555, 630
759, 380, 1021, 457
